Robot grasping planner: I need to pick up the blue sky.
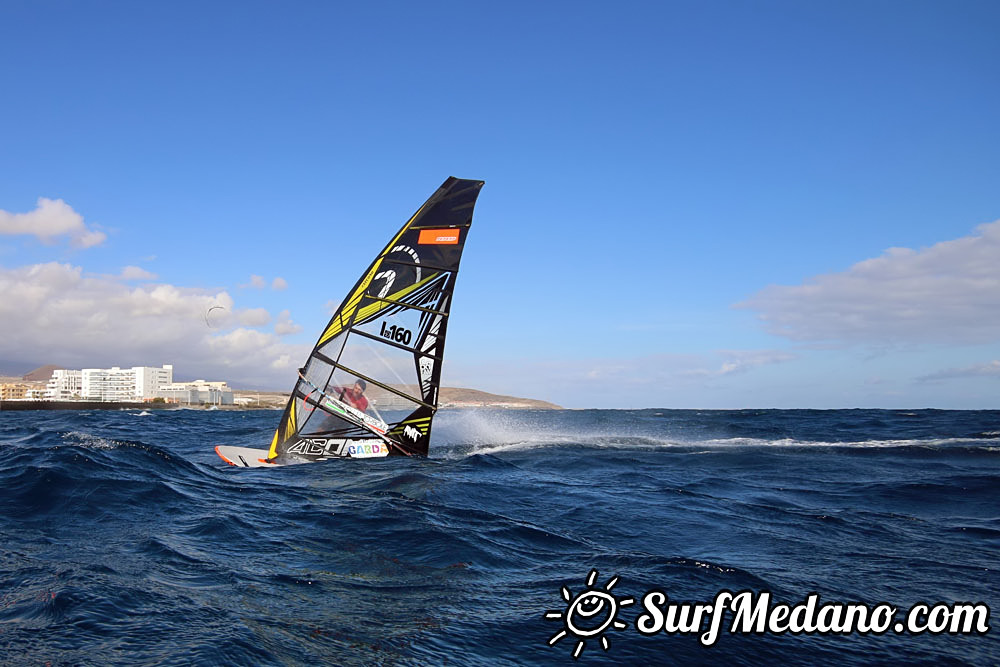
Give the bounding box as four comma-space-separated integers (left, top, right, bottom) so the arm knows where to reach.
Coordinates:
1, 0, 998, 408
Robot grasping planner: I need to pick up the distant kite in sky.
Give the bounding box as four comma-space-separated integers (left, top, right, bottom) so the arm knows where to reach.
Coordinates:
204, 305, 226, 328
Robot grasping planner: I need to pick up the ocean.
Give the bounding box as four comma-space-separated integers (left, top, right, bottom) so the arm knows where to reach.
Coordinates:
1, 408, 997, 665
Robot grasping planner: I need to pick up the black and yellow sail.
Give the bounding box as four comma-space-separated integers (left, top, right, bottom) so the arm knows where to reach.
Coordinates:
266, 177, 484, 462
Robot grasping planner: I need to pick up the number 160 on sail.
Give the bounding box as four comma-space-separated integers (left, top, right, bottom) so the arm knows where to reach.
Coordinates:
380, 321, 412, 346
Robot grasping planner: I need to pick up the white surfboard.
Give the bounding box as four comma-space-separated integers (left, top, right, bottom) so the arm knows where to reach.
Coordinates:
215, 446, 290, 468
214, 442, 389, 467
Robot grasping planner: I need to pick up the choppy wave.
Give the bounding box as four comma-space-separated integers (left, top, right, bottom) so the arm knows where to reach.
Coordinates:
1, 408, 998, 664
450, 435, 1000, 458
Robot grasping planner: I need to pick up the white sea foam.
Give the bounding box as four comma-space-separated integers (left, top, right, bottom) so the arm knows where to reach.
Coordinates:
464, 440, 550, 456
61, 431, 125, 450
696, 436, 1000, 449
443, 433, 1000, 457
458, 435, 588, 457
431, 409, 1000, 457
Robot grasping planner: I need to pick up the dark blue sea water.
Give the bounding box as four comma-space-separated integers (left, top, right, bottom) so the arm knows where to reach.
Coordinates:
1, 408, 997, 665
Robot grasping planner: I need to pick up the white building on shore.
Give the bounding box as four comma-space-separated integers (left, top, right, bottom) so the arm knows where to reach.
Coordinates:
81, 365, 174, 402
135, 365, 174, 400
45, 369, 83, 399
42, 365, 233, 405
156, 380, 234, 406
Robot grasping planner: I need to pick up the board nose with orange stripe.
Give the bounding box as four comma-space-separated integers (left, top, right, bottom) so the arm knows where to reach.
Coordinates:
215, 445, 237, 465
215, 445, 278, 467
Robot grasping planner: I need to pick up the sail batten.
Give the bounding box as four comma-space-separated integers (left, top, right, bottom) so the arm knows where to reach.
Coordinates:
410, 222, 474, 229
349, 328, 446, 362
310, 354, 433, 409
307, 349, 427, 403
267, 177, 483, 462
368, 258, 460, 275
359, 295, 450, 317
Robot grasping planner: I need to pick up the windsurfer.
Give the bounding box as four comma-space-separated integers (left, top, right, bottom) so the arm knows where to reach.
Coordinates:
297, 368, 370, 414
335, 380, 369, 413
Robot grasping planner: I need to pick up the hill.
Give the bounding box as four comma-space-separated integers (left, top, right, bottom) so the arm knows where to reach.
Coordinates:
438, 387, 561, 409
23, 365, 63, 382
233, 387, 561, 410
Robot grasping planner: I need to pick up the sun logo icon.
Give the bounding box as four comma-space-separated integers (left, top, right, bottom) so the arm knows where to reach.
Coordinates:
545, 569, 634, 659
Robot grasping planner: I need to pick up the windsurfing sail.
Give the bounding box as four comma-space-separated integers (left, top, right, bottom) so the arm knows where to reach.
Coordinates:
266, 177, 484, 462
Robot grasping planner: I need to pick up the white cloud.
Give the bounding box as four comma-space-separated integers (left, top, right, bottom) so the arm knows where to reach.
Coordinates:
680, 350, 796, 378
238, 308, 271, 327
0, 198, 107, 248
917, 360, 1000, 383
274, 309, 302, 335
270, 353, 294, 370
119, 266, 157, 281
205, 329, 301, 379
204, 305, 230, 328
0, 262, 305, 388
74, 229, 107, 249
242, 274, 266, 289
739, 219, 1000, 345
272, 276, 288, 290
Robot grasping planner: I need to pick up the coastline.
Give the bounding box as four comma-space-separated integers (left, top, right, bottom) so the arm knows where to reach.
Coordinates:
0, 387, 563, 411
0, 400, 175, 411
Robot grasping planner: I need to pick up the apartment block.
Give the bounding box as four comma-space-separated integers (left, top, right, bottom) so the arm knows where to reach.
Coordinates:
45, 369, 83, 399
80, 365, 174, 401
157, 380, 234, 405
